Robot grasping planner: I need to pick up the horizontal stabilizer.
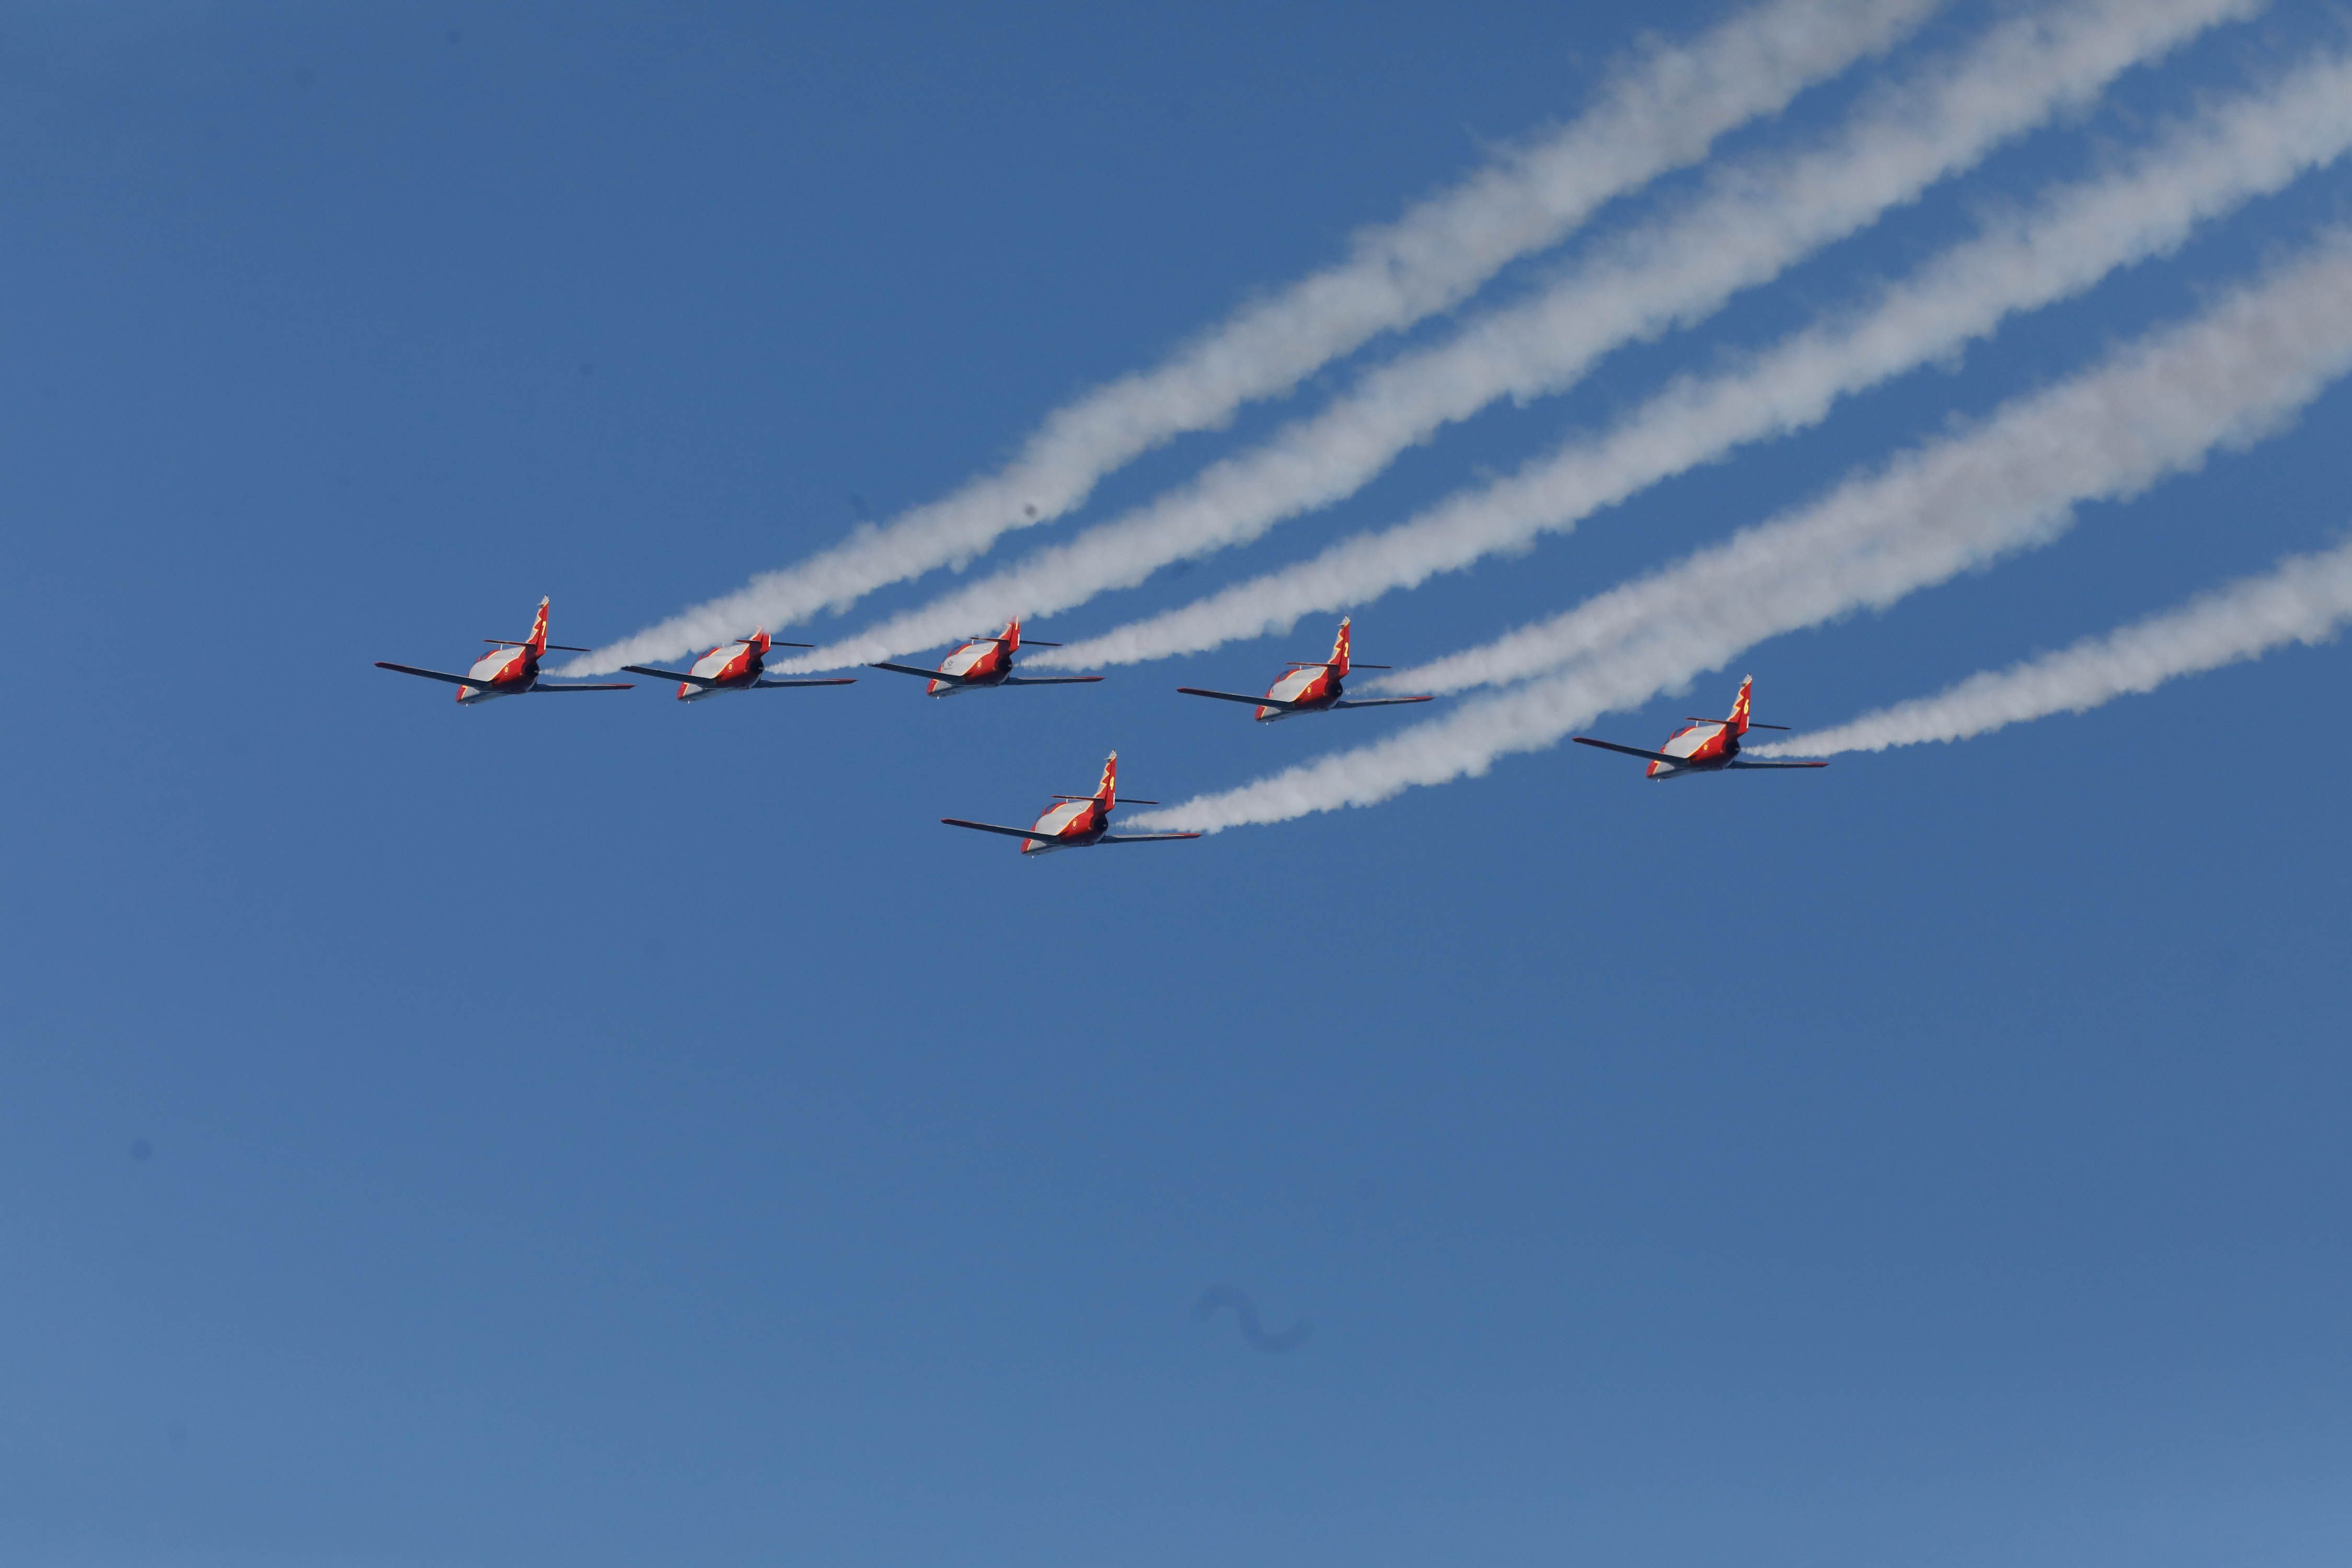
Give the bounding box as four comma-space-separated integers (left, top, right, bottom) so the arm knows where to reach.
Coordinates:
1098, 832, 1203, 844
753, 677, 858, 688
1331, 696, 1436, 709
375, 661, 481, 689
1722, 758, 1829, 769
1001, 675, 1104, 685
528, 682, 634, 692
1178, 687, 1296, 711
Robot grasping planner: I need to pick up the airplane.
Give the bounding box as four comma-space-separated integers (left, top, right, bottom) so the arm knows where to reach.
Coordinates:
375, 596, 635, 704
1571, 676, 1828, 778
1177, 617, 1435, 721
620, 631, 858, 701
868, 619, 1104, 696
941, 752, 1202, 855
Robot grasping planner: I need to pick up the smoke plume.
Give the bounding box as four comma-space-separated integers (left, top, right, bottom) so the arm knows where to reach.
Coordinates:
1756, 534, 2352, 755
1054, 43, 2352, 670
568, 0, 1939, 674
1127, 230, 2352, 829
785, 0, 2253, 675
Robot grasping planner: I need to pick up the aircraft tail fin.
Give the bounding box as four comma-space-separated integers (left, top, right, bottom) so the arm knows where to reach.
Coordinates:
1094, 751, 1118, 810
524, 596, 551, 658
1728, 674, 1754, 737
1002, 618, 1022, 655
1328, 616, 1353, 678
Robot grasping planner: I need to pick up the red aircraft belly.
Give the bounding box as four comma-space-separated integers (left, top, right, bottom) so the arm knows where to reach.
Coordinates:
1021, 800, 1100, 852
1259, 667, 1334, 719
1644, 723, 1731, 776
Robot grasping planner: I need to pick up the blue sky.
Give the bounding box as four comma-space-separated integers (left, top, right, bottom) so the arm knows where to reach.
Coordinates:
5, 3, 2351, 1563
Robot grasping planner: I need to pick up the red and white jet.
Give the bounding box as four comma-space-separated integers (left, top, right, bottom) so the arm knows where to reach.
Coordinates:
375, 596, 635, 704
1177, 617, 1434, 722
868, 619, 1104, 696
1572, 676, 1828, 778
620, 631, 858, 701
942, 752, 1202, 855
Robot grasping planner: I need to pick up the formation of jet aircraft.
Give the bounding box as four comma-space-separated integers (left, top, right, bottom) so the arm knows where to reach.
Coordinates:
378, 599, 1826, 849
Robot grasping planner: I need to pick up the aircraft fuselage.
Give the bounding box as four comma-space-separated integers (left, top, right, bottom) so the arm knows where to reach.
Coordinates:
1644, 721, 1737, 778
1254, 665, 1341, 721
677, 641, 768, 700
455, 646, 538, 703
927, 639, 1014, 696
1019, 798, 1108, 852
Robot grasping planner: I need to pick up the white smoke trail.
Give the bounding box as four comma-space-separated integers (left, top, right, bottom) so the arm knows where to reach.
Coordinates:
1392, 233, 2352, 699
1126, 230, 2352, 830
1054, 43, 2352, 672
1751, 534, 2352, 755
566, 0, 1941, 675
786, 0, 2255, 675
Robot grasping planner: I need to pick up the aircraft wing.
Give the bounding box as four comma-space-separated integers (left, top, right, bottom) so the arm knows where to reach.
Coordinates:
529, 682, 635, 691
1177, 687, 1296, 711
1001, 675, 1105, 685
1331, 696, 1436, 708
375, 661, 481, 689
1571, 736, 1688, 766
1098, 832, 1204, 843
622, 664, 711, 685
940, 817, 1056, 844
753, 677, 858, 687
1722, 758, 1829, 769
871, 661, 969, 683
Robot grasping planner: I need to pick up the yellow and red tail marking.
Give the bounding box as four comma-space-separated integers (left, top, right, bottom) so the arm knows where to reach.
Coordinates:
1728, 674, 1754, 737
1002, 618, 1022, 655
1094, 751, 1118, 809
1328, 616, 1353, 678
525, 596, 551, 657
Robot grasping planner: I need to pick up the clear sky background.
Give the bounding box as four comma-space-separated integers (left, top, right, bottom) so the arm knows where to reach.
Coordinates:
5, 3, 2351, 1564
